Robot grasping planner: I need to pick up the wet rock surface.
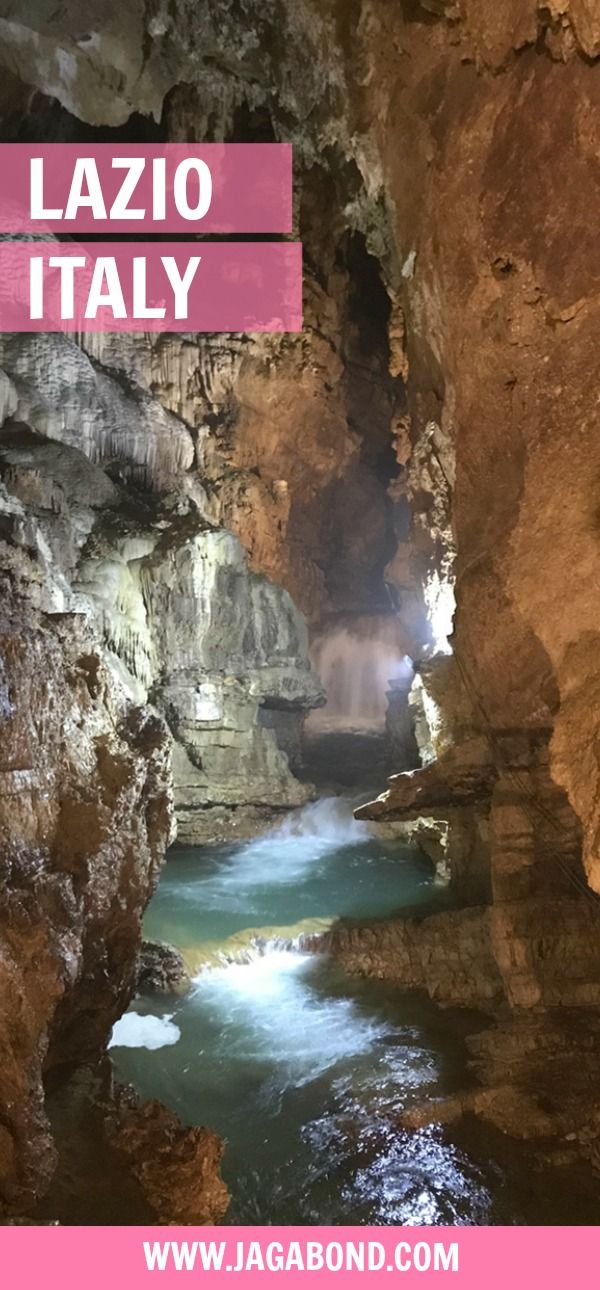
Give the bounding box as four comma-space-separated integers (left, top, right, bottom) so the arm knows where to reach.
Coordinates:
0, 593, 172, 1215
137, 941, 190, 996
0, 383, 325, 838
314, 907, 504, 1009
398, 1008, 600, 1178
105, 1088, 229, 1226
30, 1065, 228, 1226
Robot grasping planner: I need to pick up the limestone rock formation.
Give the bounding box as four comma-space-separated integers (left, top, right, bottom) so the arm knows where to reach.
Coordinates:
0, 592, 172, 1214
399, 1009, 600, 1173
314, 907, 503, 1008
105, 1092, 229, 1225
137, 941, 190, 995
31, 1064, 228, 1224
0, 335, 326, 842
357, 691, 600, 1011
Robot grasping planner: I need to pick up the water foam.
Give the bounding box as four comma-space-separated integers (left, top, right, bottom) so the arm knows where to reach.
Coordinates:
108, 1011, 181, 1050
192, 949, 391, 1085
180, 798, 372, 915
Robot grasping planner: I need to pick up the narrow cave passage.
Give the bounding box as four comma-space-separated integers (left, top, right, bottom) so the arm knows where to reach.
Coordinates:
95, 164, 476, 1227
95, 180, 597, 1224
8, 107, 596, 1228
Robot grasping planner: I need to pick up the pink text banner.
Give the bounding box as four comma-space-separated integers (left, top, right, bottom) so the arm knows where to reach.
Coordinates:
0, 1225, 597, 1290
0, 144, 292, 234
0, 241, 302, 333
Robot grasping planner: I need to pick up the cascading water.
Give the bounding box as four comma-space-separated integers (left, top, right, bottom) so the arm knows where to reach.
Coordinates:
307, 615, 413, 734
108, 796, 576, 1225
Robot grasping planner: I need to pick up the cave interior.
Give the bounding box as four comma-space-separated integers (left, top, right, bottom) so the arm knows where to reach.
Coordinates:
1, 0, 600, 1226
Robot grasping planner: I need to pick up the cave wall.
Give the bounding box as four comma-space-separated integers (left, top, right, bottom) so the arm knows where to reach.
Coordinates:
0, 589, 172, 1209
0, 328, 329, 844
347, 2, 600, 1009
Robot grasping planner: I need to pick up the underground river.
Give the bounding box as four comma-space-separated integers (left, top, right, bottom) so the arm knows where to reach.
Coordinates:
110, 798, 599, 1226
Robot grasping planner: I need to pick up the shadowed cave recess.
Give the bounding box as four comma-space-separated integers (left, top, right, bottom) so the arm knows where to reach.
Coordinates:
2, 0, 600, 1226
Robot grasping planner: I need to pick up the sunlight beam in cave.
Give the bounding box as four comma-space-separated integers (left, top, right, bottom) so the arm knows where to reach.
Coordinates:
424, 573, 455, 657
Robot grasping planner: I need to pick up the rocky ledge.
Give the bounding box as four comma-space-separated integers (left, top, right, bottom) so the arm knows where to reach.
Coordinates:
106, 1088, 229, 1226
137, 940, 191, 996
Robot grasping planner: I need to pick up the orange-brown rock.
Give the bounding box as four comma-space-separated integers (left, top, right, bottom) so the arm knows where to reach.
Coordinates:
313, 906, 504, 1008
106, 1095, 229, 1225
0, 595, 172, 1214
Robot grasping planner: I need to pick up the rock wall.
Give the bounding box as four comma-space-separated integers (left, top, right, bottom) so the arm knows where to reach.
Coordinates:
0, 330, 327, 843
338, 3, 600, 1017
313, 906, 504, 1008
0, 582, 172, 1210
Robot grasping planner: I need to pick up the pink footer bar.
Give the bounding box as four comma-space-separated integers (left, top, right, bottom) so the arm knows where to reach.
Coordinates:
0, 1226, 596, 1290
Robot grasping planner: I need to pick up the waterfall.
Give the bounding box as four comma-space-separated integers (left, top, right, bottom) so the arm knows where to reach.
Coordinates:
188, 949, 392, 1087
173, 797, 372, 917
307, 615, 413, 734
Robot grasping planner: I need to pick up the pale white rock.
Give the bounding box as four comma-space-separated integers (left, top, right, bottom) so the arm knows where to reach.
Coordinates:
0, 333, 194, 491
0, 262, 323, 847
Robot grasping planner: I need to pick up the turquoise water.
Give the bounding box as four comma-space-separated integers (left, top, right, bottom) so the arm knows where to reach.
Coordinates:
143, 797, 437, 950
109, 798, 593, 1225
